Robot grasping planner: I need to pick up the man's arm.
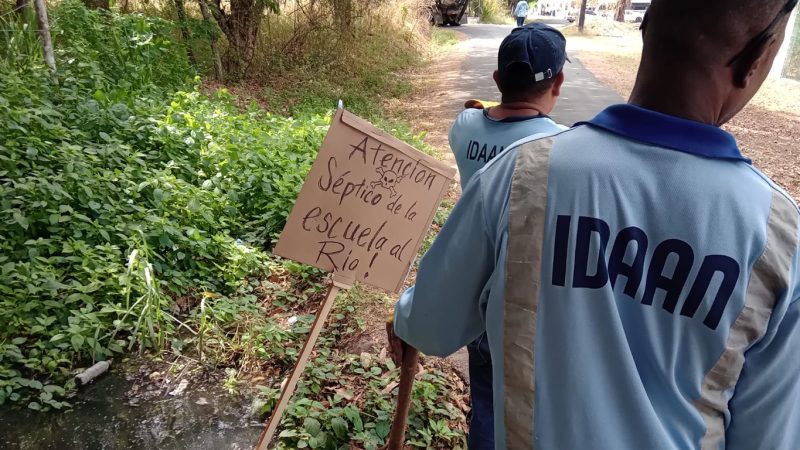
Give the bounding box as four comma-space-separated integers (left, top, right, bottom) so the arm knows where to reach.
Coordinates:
725, 245, 800, 449
393, 176, 496, 357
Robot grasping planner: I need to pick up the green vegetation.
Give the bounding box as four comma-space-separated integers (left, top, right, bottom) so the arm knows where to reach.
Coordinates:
0, 2, 327, 408
246, 273, 467, 450
431, 28, 461, 49
0, 0, 466, 447
471, 0, 514, 24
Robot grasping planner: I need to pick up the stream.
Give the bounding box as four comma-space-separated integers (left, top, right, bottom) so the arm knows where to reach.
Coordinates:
0, 367, 264, 450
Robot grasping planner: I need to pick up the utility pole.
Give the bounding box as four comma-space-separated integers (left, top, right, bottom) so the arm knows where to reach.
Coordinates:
578, 0, 588, 32
32, 0, 55, 72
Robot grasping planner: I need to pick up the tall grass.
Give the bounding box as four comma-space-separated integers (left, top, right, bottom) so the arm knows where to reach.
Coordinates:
245, 0, 433, 116
470, 0, 513, 24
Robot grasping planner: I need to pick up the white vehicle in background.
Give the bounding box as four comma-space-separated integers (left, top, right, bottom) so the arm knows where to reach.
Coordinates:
624, 0, 650, 23
624, 9, 645, 22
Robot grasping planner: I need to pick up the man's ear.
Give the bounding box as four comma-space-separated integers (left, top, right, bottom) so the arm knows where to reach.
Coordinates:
732, 52, 763, 89
731, 35, 777, 89
493, 70, 503, 92
552, 71, 565, 97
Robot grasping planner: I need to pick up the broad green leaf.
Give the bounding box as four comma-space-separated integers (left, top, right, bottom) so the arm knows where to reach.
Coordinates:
330, 417, 348, 438
71, 335, 85, 351
303, 417, 321, 437
278, 429, 300, 438
375, 421, 390, 439
43, 385, 65, 395
13, 211, 29, 230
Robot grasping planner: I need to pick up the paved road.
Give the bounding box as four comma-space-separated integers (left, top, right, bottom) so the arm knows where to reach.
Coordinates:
453, 23, 624, 125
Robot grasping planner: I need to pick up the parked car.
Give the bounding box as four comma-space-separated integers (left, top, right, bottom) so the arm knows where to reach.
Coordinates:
567, 8, 597, 22
624, 9, 645, 22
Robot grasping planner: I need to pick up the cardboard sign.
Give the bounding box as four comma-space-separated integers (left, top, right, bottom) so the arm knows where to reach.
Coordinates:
274, 109, 455, 292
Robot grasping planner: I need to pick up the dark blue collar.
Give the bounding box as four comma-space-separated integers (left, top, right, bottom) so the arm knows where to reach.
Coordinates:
575, 104, 750, 164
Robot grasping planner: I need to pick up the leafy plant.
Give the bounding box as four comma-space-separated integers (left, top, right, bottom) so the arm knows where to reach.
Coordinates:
257, 334, 468, 450
0, 2, 324, 407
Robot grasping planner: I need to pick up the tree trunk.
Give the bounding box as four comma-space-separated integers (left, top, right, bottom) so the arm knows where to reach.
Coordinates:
206, 0, 279, 77
615, 0, 629, 22
331, 0, 352, 32
83, 0, 110, 9
172, 0, 197, 67
32, 0, 56, 72
578, 0, 588, 32
208, 0, 263, 76
198, 0, 224, 80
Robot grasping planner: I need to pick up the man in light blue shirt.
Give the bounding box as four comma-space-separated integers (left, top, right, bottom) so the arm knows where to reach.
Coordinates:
447, 23, 567, 450
513, 0, 529, 26
450, 24, 568, 189
393, 0, 800, 448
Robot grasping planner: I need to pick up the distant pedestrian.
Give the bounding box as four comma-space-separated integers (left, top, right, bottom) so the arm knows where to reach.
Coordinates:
513, 0, 529, 26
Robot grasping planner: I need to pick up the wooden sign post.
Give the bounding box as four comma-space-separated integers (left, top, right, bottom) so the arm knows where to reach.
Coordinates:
256, 274, 353, 450
255, 108, 455, 450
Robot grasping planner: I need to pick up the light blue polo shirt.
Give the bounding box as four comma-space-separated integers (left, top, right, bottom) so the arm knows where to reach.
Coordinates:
396, 104, 800, 449
448, 108, 566, 188
513, 0, 529, 17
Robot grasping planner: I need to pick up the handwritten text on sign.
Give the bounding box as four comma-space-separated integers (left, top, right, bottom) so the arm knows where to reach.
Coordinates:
274, 109, 455, 292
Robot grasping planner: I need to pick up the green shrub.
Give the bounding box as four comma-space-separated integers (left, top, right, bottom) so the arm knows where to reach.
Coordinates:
0, 2, 328, 407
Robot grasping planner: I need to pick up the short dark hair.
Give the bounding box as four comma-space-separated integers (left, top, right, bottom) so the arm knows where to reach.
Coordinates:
644, 0, 795, 65
498, 62, 558, 102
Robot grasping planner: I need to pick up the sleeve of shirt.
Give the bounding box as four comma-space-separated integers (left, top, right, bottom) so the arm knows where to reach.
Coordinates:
393, 175, 495, 357
725, 240, 800, 450
447, 119, 456, 153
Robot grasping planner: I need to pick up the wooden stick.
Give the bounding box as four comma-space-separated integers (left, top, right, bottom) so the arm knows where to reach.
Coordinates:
32, 0, 55, 72
255, 274, 353, 450
385, 346, 420, 450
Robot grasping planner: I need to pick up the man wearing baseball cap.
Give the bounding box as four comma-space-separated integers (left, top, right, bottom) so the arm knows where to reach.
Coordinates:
450, 23, 569, 189
392, 0, 800, 448
447, 23, 568, 450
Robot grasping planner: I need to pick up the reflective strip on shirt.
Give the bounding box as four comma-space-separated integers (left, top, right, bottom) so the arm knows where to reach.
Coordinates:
696, 192, 800, 449
503, 138, 554, 448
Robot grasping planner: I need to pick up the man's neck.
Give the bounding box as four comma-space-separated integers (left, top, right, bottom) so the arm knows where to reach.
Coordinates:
488, 99, 549, 120
628, 64, 727, 126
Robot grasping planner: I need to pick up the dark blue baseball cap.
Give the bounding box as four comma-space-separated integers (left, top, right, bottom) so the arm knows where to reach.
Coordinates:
498, 23, 569, 83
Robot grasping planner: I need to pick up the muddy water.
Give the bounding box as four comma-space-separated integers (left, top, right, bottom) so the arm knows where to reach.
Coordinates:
0, 371, 264, 450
